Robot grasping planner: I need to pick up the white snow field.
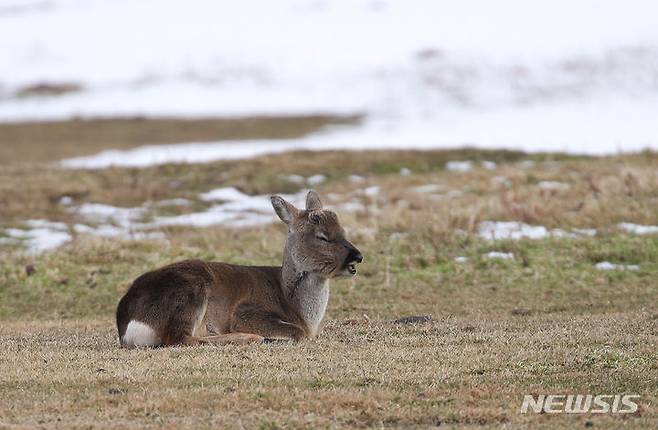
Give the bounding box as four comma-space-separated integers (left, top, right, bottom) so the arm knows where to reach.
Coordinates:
2, 0, 658, 167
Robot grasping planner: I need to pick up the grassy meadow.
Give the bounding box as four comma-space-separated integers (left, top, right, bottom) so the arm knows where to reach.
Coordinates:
0, 117, 656, 429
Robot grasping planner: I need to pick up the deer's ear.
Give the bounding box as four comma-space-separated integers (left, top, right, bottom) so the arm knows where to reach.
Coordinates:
271, 195, 298, 225
305, 190, 323, 211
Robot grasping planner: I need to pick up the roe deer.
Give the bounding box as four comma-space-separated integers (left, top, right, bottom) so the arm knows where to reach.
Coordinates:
116, 190, 362, 347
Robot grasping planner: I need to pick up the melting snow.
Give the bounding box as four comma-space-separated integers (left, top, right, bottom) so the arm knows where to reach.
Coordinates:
538, 181, 570, 191
2, 220, 71, 254
307, 174, 327, 186
200, 187, 251, 202
70, 203, 145, 226
595, 261, 639, 271
412, 184, 444, 194
484, 252, 514, 260
339, 201, 367, 213
363, 186, 380, 197
154, 198, 192, 207
572, 228, 597, 237
446, 161, 473, 172
153, 187, 307, 228
478, 221, 597, 241
482, 161, 497, 170
281, 174, 327, 186
282, 174, 306, 184
479, 221, 549, 240
618, 222, 658, 235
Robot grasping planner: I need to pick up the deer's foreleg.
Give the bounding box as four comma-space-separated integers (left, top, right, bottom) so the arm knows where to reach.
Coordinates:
230, 303, 308, 342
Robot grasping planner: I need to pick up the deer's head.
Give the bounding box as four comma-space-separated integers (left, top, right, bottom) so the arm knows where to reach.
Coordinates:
271, 190, 363, 278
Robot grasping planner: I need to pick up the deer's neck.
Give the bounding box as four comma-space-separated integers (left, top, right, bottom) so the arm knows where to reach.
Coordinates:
282, 250, 330, 336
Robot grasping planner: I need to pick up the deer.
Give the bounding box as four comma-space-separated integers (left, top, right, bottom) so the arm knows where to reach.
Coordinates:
116, 190, 363, 347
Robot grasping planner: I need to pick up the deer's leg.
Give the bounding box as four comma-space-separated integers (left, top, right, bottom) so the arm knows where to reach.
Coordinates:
231, 303, 308, 342
193, 333, 265, 345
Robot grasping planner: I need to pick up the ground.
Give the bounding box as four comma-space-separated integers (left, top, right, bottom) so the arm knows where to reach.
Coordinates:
0, 117, 656, 429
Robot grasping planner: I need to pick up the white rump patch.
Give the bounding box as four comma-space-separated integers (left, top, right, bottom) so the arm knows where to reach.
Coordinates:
122, 320, 160, 348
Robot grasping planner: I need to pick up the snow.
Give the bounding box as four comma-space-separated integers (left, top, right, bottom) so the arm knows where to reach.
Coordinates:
339, 201, 367, 213
482, 161, 497, 170
538, 181, 570, 191
446, 161, 473, 172
152, 188, 307, 229
69, 203, 145, 227
2, 0, 658, 162
618, 222, 658, 235
3, 220, 71, 254
399, 168, 412, 177
282, 174, 306, 184
154, 198, 192, 207
412, 184, 444, 194
572, 228, 597, 237
479, 221, 550, 241
58, 196, 73, 205
362, 186, 380, 197
595, 261, 639, 271
484, 252, 514, 260
454, 256, 468, 263
200, 187, 251, 203
478, 221, 597, 241
307, 174, 327, 186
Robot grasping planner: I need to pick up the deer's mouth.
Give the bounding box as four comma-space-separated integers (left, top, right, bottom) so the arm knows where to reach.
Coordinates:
347, 262, 357, 275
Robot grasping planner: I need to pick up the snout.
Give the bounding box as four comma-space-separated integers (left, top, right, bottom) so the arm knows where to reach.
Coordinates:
345, 245, 363, 275
348, 248, 363, 264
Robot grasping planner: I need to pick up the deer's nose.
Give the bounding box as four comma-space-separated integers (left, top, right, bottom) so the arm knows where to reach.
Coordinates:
349, 248, 363, 264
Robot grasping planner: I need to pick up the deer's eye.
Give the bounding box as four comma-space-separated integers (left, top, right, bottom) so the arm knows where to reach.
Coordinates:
316, 234, 329, 242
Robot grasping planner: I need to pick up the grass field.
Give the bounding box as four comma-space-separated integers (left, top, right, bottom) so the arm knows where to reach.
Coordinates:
0, 118, 657, 429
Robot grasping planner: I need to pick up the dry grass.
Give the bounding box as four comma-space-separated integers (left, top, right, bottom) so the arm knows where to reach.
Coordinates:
1, 314, 656, 429
0, 119, 657, 428
0, 115, 358, 165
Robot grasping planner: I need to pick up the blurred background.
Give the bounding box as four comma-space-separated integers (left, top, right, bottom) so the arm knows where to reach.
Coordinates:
2, 0, 658, 167
1, 0, 657, 254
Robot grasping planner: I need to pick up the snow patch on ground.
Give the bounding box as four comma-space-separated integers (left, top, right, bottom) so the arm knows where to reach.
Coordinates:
484, 252, 514, 260
1, 220, 72, 254
152, 188, 307, 229
478, 221, 597, 241
307, 174, 327, 186
362, 186, 380, 197
618, 222, 658, 235
538, 181, 570, 191
595, 261, 639, 271
70, 203, 146, 226
412, 184, 444, 194
281, 174, 327, 186
446, 161, 473, 172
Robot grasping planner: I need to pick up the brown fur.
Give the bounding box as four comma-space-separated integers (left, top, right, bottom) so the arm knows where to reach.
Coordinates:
116, 191, 362, 347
